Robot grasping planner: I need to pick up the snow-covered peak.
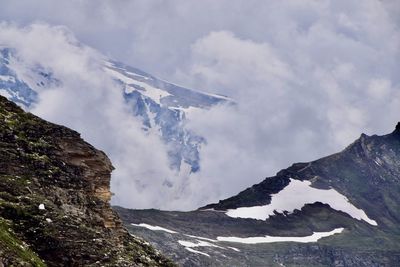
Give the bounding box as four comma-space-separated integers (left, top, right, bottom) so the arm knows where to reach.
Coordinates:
104, 60, 231, 108
0, 46, 230, 175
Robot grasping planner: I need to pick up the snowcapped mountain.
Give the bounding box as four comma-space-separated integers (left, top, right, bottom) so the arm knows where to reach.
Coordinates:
0, 47, 230, 174
116, 123, 400, 266
0, 48, 39, 107
104, 60, 231, 173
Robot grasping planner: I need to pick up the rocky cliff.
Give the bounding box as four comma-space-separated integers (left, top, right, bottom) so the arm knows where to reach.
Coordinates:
0, 95, 175, 266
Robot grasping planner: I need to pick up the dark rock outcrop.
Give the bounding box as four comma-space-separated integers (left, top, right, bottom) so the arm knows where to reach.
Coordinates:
204, 124, 400, 231
394, 122, 400, 136
0, 96, 175, 266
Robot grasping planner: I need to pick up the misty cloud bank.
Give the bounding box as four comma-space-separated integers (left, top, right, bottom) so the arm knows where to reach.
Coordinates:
0, 0, 399, 210
0, 23, 177, 209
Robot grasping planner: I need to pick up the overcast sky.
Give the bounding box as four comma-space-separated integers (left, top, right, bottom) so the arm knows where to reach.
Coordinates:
1, 0, 399, 210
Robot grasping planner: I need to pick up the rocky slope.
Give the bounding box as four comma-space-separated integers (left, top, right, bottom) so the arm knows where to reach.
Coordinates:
117, 123, 400, 266
0, 95, 175, 266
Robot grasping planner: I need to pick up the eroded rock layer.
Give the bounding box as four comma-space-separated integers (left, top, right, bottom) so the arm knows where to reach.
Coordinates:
0, 95, 174, 266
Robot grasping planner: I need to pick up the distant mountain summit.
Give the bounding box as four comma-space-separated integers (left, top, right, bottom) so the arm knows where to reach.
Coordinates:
203, 123, 400, 223
117, 123, 400, 266
0, 47, 231, 175
394, 122, 400, 135
0, 48, 39, 107
103, 60, 230, 173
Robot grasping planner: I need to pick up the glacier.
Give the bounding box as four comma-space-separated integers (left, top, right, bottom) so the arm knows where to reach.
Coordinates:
0, 47, 230, 175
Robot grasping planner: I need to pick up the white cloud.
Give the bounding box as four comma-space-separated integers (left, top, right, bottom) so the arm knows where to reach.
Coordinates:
367, 79, 391, 100
176, 1, 400, 201
0, 23, 183, 209
188, 31, 292, 85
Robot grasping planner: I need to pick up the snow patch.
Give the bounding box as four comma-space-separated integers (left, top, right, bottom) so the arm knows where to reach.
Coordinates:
178, 239, 224, 256
185, 247, 210, 257
124, 70, 150, 80
0, 75, 15, 82
104, 67, 171, 104
172, 106, 202, 119
374, 158, 383, 166
130, 223, 177, 234
178, 240, 223, 249
157, 77, 232, 102
217, 228, 344, 244
226, 179, 377, 226
185, 234, 218, 243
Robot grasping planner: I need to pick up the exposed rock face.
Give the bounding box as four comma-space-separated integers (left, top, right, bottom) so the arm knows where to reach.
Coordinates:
56, 138, 117, 229
394, 122, 400, 136
0, 96, 175, 266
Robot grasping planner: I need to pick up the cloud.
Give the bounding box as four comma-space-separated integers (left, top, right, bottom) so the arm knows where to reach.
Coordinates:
177, 1, 400, 201
0, 23, 184, 209
0, 0, 399, 210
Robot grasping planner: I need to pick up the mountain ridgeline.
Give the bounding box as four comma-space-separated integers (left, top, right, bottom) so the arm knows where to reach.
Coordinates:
117, 123, 400, 266
0, 96, 174, 266
203, 123, 400, 227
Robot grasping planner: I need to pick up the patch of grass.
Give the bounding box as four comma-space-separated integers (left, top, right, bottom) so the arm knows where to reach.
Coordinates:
0, 219, 46, 266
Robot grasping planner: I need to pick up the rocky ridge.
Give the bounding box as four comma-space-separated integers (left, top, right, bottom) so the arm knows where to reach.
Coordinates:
118, 123, 400, 266
0, 95, 175, 266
